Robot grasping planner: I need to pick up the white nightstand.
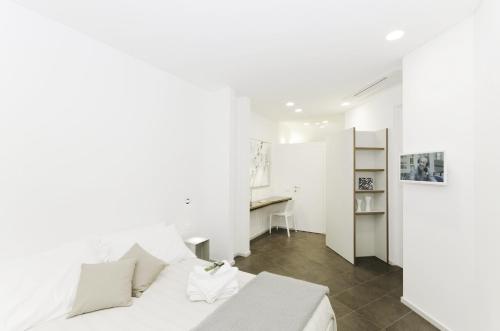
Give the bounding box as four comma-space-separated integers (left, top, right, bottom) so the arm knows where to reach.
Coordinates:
184, 237, 210, 260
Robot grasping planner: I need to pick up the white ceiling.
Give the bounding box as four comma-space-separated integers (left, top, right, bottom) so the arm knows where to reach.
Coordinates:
14, 0, 480, 120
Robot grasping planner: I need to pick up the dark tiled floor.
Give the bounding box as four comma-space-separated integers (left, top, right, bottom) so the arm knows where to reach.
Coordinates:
234, 229, 438, 331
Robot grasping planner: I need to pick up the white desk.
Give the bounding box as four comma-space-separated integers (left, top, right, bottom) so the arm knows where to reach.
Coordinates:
249, 196, 291, 239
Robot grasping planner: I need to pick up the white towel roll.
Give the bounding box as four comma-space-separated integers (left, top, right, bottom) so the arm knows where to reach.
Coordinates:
187, 262, 239, 303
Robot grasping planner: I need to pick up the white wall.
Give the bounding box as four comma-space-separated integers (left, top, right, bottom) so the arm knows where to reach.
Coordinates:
196, 88, 236, 261
345, 85, 402, 132
402, 18, 475, 330
474, 1, 500, 329
0, 1, 244, 262
233, 98, 251, 256
344, 84, 403, 266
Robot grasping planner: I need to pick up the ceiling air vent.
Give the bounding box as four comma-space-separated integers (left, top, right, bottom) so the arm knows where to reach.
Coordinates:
352, 77, 388, 98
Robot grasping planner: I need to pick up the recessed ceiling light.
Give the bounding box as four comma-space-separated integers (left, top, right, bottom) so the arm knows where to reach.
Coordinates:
322, 120, 328, 124
315, 122, 320, 125
341, 102, 351, 107
295, 108, 303, 113
304, 122, 310, 126
286, 102, 294, 107
386, 30, 405, 41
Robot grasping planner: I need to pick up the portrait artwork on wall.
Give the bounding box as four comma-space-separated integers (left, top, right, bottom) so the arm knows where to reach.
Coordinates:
250, 139, 271, 188
400, 151, 446, 185
358, 177, 374, 191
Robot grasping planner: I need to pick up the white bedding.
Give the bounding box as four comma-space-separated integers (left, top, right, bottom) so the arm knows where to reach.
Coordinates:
32, 258, 335, 331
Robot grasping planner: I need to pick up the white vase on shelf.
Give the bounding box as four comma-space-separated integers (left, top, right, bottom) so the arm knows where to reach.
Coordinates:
356, 199, 363, 212
364, 196, 372, 212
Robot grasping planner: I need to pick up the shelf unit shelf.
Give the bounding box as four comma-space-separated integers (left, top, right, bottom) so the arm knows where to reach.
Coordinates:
355, 147, 385, 151
355, 168, 385, 172
355, 211, 385, 215
355, 190, 385, 194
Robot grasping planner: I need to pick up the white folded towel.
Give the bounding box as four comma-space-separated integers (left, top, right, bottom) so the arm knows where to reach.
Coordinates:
187, 261, 239, 303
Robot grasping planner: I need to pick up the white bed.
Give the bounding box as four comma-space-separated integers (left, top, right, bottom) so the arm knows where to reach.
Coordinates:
31, 258, 336, 331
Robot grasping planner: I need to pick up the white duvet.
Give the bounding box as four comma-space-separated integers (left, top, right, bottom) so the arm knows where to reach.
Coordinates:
32, 258, 335, 331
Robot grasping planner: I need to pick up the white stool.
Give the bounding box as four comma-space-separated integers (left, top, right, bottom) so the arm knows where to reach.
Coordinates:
269, 200, 297, 237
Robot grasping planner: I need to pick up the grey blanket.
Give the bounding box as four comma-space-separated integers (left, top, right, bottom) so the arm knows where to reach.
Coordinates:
192, 271, 329, 331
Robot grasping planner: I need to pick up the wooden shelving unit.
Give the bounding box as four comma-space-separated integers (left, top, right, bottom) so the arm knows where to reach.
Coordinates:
325, 127, 389, 266
353, 128, 389, 264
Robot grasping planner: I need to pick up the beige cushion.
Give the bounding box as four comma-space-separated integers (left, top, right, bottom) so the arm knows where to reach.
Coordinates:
120, 243, 167, 297
68, 259, 136, 318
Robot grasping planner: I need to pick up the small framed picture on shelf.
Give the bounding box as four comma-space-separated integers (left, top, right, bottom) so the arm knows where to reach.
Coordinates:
358, 177, 374, 191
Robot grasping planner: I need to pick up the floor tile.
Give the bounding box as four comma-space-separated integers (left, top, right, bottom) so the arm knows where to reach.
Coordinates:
367, 269, 403, 292
387, 286, 403, 299
337, 312, 379, 331
328, 296, 354, 319
340, 265, 382, 283
356, 295, 410, 328
334, 282, 388, 310
321, 270, 361, 295
357, 258, 400, 275
385, 311, 439, 331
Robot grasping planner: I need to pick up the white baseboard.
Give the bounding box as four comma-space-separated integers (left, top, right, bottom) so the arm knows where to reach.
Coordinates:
389, 262, 403, 268
400, 296, 450, 331
250, 226, 302, 240
250, 229, 269, 240
234, 250, 251, 258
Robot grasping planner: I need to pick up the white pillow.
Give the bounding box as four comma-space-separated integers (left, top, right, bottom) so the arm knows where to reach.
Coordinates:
100, 223, 194, 263
0, 239, 103, 331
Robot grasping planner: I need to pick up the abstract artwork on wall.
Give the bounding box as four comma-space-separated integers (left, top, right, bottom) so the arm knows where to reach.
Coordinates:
250, 139, 271, 188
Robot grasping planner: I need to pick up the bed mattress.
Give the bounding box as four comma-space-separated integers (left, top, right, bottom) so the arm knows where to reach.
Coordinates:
31, 258, 335, 331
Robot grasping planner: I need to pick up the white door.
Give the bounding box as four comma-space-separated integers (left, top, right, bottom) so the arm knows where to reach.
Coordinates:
272, 142, 326, 233
326, 129, 354, 264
